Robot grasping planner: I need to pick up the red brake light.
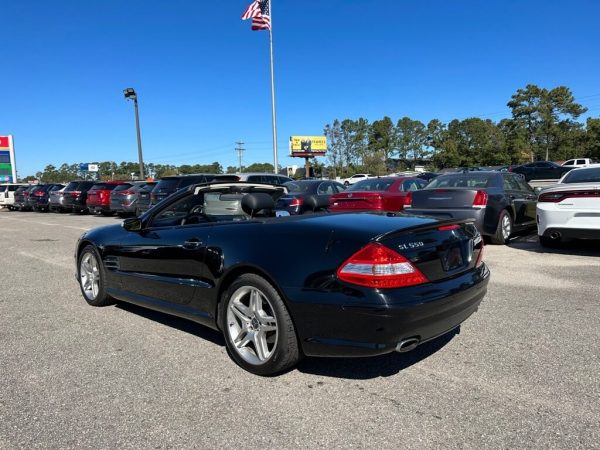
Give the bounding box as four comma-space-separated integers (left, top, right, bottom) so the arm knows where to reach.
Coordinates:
538, 191, 599, 202
336, 243, 429, 288
438, 224, 460, 231
289, 197, 304, 207
404, 192, 412, 208
34, 191, 45, 197
473, 190, 488, 208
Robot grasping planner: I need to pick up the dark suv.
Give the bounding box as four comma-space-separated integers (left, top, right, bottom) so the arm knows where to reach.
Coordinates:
27, 184, 64, 212
149, 174, 218, 209
13, 185, 37, 211
62, 180, 96, 213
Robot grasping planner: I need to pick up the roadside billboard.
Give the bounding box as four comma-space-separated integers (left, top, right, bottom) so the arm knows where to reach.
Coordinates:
289, 136, 327, 157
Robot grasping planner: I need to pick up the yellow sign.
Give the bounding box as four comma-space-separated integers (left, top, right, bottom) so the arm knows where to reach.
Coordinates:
289, 136, 327, 156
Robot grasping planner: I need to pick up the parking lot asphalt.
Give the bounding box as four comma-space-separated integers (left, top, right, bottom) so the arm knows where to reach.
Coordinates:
0, 209, 599, 449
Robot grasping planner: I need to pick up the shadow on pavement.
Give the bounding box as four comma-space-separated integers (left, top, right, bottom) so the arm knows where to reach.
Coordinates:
297, 328, 459, 379
115, 301, 225, 347
508, 232, 600, 257
114, 300, 458, 378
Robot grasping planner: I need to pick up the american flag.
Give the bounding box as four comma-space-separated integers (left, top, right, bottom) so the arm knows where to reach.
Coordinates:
241, 0, 271, 31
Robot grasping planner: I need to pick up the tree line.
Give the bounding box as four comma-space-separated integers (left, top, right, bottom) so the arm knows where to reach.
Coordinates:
323, 84, 600, 176
30, 161, 277, 183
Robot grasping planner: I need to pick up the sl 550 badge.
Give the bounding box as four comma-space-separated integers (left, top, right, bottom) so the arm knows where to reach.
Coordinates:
398, 241, 425, 250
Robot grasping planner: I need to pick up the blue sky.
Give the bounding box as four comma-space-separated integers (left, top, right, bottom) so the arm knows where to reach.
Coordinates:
2, 0, 600, 177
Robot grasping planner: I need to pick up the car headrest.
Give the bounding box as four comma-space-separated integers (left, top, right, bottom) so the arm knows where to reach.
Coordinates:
241, 193, 275, 216
304, 194, 329, 211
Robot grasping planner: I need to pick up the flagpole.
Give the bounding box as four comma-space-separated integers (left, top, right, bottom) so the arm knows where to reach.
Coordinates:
268, 1, 279, 174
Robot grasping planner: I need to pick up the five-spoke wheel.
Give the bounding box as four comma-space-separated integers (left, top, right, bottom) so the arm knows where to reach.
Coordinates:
77, 245, 113, 306
221, 274, 300, 375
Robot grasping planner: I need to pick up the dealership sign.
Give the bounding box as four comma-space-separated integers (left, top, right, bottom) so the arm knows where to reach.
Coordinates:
289, 136, 327, 157
0, 135, 17, 182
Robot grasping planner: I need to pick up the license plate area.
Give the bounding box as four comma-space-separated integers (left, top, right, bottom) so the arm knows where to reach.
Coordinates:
441, 244, 464, 272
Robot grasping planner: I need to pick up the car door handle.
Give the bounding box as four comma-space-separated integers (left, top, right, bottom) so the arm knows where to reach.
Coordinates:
183, 239, 203, 249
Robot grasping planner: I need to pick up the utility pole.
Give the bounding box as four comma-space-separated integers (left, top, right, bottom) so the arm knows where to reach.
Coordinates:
235, 142, 245, 173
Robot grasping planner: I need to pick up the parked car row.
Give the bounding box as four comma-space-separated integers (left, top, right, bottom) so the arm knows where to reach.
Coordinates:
5, 167, 599, 248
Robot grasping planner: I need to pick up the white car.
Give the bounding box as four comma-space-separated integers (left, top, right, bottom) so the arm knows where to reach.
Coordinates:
537, 166, 600, 247
341, 174, 373, 186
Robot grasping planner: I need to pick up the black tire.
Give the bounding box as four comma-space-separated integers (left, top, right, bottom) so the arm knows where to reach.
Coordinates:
539, 235, 561, 248
490, 210, 513, 245
220, 274, 300, 376
77, 245, 114, 307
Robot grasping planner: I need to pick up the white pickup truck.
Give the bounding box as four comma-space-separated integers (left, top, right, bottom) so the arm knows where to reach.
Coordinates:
562, 158, 597, 168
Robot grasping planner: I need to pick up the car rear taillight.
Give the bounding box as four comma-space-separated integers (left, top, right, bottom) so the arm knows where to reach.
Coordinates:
538, 191, 600, 202
34, 191, 45, 197
71, 191, 80, 198
289, 197, 304, 207
472, 190, 488, 208
336, 243, 429, 288
404, 192, 412, 208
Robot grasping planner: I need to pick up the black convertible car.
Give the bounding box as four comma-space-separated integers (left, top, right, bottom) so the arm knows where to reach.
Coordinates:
75, 182, 490, 375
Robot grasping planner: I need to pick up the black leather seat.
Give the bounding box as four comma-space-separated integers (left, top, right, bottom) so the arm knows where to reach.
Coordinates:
241, 193, 275, 217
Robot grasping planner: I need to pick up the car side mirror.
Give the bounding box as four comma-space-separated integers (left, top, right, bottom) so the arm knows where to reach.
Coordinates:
122, 217, 142, 232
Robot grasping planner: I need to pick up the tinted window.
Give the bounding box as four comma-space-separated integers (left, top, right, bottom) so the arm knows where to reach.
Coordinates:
90, 183, 119, 191
154, 179, 180, 191
561, 167, 600, 183
347, 178, 394, 191
427, 174, 493, 189
64, 182, 79, 191
401, 179, 424, 192
112, 184, 133, 193
317, 182, 336, 195
285, 182, 311, 193
563, 160, 574, 166
577, 160, 586, 165
0, 186, 6, 192
503, 176, 520, 191
515, 177, 533, 192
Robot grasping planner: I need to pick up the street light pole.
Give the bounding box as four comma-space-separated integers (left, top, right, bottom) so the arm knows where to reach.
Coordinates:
123, 88, 145, 180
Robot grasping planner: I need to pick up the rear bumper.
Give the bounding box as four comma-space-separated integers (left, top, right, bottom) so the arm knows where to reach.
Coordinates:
537, 206, 600, 238
286, 263, 490, 357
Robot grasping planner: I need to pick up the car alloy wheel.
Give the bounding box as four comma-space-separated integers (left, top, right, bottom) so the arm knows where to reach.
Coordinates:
490, 210, 512, 245
80, 252, 100, 301
78, 245, 114, 307
222, 274, 300, 375
226, 286, 278, 365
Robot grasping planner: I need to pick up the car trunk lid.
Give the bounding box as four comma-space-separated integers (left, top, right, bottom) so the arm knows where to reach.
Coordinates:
409, 188, 487, 210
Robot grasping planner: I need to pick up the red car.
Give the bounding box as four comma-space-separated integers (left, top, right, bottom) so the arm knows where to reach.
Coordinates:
329, 176, 427, 212
86, 181, 130, 215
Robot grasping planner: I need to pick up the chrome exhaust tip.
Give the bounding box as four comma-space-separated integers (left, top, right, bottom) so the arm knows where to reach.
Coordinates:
549, 231, 562, 240
396, 337, 420, 353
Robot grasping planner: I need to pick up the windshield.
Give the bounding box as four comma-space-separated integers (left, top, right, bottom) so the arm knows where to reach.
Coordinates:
90, 183, 118, 191
561, 167, 600, 183
427, 174, 492, 189
347, 178, 394, 192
